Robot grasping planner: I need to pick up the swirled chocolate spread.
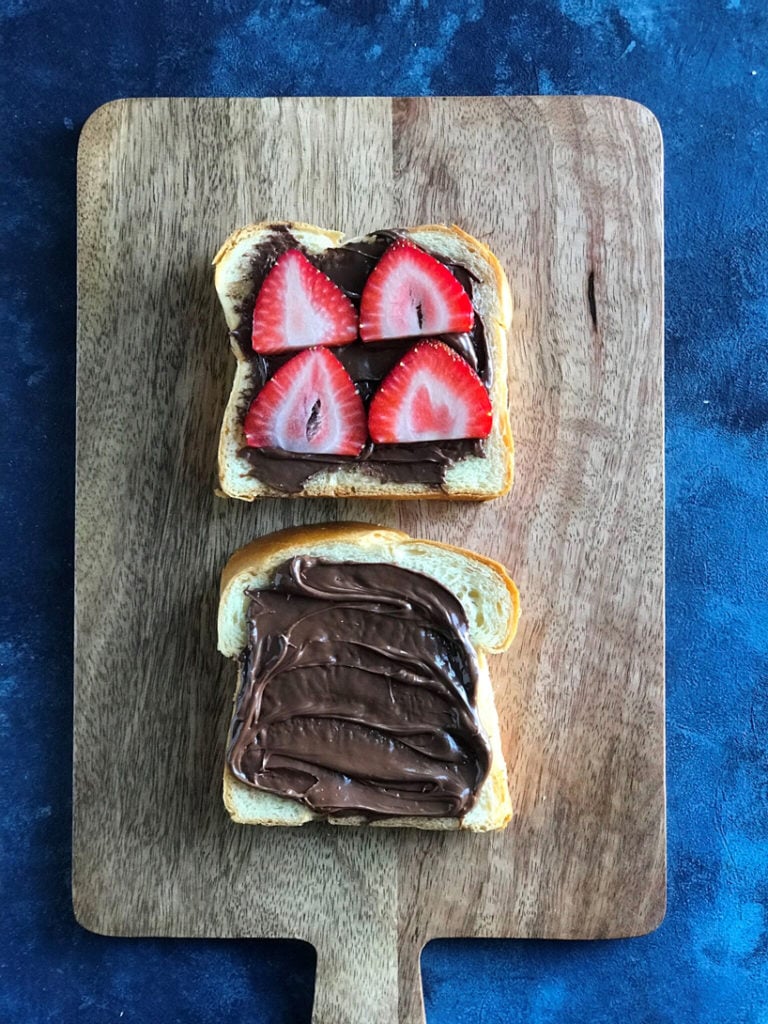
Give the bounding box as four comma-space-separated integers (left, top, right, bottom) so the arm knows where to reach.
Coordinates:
227, 558, 492, 819
232, 227, 490, 492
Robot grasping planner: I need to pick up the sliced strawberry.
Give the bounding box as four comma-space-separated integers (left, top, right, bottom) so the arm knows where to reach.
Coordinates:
244, 347, 366, 455
368, 340, 492, 444
251, 249, 358, 354
359, 239, 474, 341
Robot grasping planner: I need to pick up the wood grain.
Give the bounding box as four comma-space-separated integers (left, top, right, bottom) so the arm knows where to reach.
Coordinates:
74, 96, 665, 1024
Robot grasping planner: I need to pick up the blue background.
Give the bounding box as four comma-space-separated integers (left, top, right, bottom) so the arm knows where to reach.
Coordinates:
2, 1, 767, 1021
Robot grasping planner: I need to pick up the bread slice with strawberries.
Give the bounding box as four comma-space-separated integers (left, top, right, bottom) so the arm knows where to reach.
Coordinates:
213, 222, 514, 500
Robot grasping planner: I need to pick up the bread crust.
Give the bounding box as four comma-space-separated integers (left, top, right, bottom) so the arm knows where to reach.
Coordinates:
213, 222, 514, 501
219, 522, 520, 654
218, 523, 518, 832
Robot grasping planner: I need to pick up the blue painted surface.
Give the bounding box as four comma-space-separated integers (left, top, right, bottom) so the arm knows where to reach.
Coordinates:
1, 0, 767, 1020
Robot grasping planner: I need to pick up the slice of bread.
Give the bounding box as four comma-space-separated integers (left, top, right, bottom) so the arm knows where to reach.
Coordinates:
218, 523, 520, 832
213, 222, 513, 500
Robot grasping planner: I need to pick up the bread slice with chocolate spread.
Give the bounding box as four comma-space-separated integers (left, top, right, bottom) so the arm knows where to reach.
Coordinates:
218, 523, 519, 832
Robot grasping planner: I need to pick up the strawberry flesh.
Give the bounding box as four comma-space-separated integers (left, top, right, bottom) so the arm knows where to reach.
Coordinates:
251, 249, 358, 354
368, 340, 492, 444
359, 239, 475, 341
244, 347, 367, 455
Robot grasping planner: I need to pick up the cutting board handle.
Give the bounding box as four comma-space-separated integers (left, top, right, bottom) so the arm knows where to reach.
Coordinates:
312, 929, 425, 1024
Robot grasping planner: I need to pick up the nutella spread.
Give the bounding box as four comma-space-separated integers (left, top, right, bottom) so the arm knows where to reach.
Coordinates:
232, 228, 491, 493
227, 558, 492, 818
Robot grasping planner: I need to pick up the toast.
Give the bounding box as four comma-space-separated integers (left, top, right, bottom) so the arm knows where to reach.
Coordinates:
213, 222, 514, 500
218, 523, 520, 832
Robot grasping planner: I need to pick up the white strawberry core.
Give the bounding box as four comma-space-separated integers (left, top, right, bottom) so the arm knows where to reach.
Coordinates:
397, 368, 469, 441
272, 355, 343, 452
382, 259, 453, 336
282, 257, 335, 346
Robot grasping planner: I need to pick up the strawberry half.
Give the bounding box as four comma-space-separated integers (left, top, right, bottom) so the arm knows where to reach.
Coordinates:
359, 239, 474, 341
251, 249, 358, 354
244, 347, 367, 455
368, 340, 492, 444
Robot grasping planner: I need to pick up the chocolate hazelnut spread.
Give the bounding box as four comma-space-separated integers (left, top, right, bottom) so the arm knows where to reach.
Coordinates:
231, 227, 491, 493
227, 558, 492, 819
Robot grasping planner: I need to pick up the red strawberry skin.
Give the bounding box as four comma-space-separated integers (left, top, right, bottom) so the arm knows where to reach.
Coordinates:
359, 239, 475, 341
244, 347, 367, 455
251, 249, 358, 354
368, 340, 492, 444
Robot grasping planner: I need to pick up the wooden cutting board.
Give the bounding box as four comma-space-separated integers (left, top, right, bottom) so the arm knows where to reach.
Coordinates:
74, 96, 665, 1024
